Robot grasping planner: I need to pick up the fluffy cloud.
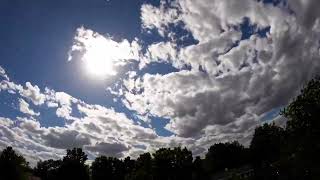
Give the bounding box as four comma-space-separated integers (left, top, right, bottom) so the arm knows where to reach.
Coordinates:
0, 68, 174, 165
20, 82, 46, 105
141, 1, 180, 36
19, 98, 40, 116
2, 0, 320, 166
121, 0, 320, 140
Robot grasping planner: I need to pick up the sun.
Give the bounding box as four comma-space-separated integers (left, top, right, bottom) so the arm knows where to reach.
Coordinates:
71, 27, 139, 78
82, 44, 117, 78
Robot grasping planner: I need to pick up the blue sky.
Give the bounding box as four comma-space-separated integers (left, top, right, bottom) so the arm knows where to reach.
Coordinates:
1, 0, 320, 165
0, 0, 171, 133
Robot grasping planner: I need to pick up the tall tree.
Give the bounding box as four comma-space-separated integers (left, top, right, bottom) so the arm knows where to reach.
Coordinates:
250, 123, 285, 166
152, 147, 193, 180
192, 156, 207, 180
205, 141, 249, 174
250, 123, 285, 180
58, 148, 89, 180
281, 77, 320, 178
0, 146, 29, 180
91, 156, 124, 180
34, 159, 61, 180
126, 153, 153, 180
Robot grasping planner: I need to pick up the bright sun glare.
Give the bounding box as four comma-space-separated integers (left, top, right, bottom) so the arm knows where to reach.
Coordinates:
74, 27, 138, 79
83, 43, 117, 78
83, 45, 116, 77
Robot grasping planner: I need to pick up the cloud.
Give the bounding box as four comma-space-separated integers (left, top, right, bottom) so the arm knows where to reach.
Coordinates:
20, 82, 46, 105
0, 69, 169, 164
19, 98, 40, 116
141, 2, 180, 36
0, 66, 9, 81
85, 142, 129, 158
141, 42, 182, 68
120, 0, 320, 140
68, 27, 141, 76
2, 0, 320, 166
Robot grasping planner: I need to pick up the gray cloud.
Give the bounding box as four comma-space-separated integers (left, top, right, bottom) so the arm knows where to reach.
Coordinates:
1, 0, 320, 166
122, 0, 320, 141
85, 142, 129, 158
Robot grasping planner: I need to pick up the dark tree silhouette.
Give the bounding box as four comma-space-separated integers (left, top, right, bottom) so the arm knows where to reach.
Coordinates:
250, 123, 285, 165
126, 153, 153, 180
192, 156, 207, 180
34, 159, 61, 180
152, 147, 193, 180
0, 146, 29, 180
205, 141, 249, 174
250, 123, 285, 180
123, 156, 135, 177
281, 77, 320, 179
58, 148, 89, 180
91, 156, 125, 180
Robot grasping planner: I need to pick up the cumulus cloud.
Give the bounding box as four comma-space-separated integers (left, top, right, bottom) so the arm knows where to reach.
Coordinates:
0, 68, 173, 165
120, 0, 320, 140
2, 0, 320, 166
19, 98, 40, 116
20, 82, 46, 105
141, 1, 180, 36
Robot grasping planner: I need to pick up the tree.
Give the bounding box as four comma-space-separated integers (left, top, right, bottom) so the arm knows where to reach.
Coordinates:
34, 159, 61, 180
126, 153, 153, 180
123, 156, 135, 176
205, 141, 249, 174
91, 156, 125, 180
192, 156, 207, 180
0, 146, 29, 180
281, 77, 320, 179
58, 148, 89, 180
250, 123, 285, 180
250, 123, 285, 165
152, 147, 193, 180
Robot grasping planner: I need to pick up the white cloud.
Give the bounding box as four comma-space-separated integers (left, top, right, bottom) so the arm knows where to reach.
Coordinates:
141, 2, 180, 36
0, 66, 9, 81
120, 0, 320, 140
20, 82, 46, 105
19, 98, 40, 116
2, 0, 320, 166
141, 42, 182, 68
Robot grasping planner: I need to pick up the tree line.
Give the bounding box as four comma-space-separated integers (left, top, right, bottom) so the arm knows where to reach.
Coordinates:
1, 77, 320, 180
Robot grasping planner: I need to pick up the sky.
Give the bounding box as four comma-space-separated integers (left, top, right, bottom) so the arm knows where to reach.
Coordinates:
1, 0, 320, 166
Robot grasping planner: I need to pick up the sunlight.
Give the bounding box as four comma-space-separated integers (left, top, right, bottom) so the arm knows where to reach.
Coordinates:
69, 27, 141, 79
82, 44, 117, 77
